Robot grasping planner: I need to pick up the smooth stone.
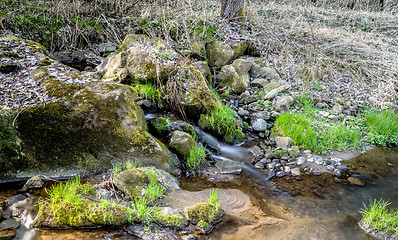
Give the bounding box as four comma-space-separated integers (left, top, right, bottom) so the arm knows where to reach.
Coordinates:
254, 162, 265, 169
348, 177, 364, 186
0, 219, 20, 231
253, 111, 271, 120
319, 111, 330, 118
297, 157, 306, 165
237, 109, 250, 117
251, 118, 268, 131
273, 96, 294, 112
97, 42, 117, 53
291, 168, 301, 177
276, 171, 285, 177
263, 82, 281, 92
326, 165, 335, 171
215, 160, 244, 174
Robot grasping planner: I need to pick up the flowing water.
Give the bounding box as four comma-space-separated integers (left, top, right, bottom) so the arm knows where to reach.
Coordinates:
1, 125, 398, 240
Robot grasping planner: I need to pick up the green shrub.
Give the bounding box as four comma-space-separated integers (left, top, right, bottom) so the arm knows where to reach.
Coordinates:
365, 110, 398, 147
186, 145, 207, 174
361, 198, 398, 237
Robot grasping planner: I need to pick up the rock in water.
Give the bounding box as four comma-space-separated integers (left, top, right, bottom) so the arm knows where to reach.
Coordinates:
169, 131, 196, 158
215, 160, 244, 174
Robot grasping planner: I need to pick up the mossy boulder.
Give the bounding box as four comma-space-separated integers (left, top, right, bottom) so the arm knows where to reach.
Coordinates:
216, 64, 247, 93
0, 37, 177, 179
169, 131, 196, 158
33, 199, 130, 228
113, 168, 150, 198
206, 40, 249, 68
101, 34, 180, 84
152, 207, 187, 228
149, 117, 170, 134
169, 65, 221, 120
185, 202, 225, 233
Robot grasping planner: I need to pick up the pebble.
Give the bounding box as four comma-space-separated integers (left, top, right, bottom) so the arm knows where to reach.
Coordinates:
291, 168, 301, 177
297, 157, 306, 165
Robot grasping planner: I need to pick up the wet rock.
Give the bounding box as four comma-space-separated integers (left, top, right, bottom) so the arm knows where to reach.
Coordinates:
251, 78, 269, 88
274, 96, 294, 112
315, 157, 324, 165
206, 40, 248, 68
275, 137, 293, 150
291, 168, 301, 177
283, 166, 291, 174
169, 131, 196, 158
128, 224, 180, 240
251, 118, 268, 131
216, 65, 246, 93
21, 176, 44, 191
113, 168, 150, 198
0, 230, 16, 240
326, 165, 335, 172
0, 219, 20, 231
249, 145, 263, 159
333, 169, 341, 177
297, 157, 306, 165
254, 162, 265, 169
348, 177, 364, 186
276, 171, 285, 177
215, 160, 244, 174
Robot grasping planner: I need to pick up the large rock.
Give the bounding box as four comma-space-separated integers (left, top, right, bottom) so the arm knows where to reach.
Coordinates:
169, 131, 196, 158
193, 61, 212, 83
0, 37, 177, 178
216, 65, 247, 93
251, 118, 268, 132
250, 64, 281, 81
206, 41, 248, 68
101, 34, 180, 84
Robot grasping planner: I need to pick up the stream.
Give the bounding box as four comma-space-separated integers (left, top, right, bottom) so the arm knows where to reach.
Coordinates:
1, 124, 398, 240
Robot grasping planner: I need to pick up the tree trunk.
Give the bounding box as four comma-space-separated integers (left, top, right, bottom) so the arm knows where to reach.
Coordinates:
221, 0, 245, 20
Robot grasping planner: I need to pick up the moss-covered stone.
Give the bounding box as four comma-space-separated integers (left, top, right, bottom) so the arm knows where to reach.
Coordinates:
152, 207, 187, 228
0, 37, 177, 178
86, 204, 129, 226
206, 40, 249, 68
169, 131, 196, 158
113, 168, 150, 198
185, 202, 225, 225
102, 34, 179, 84
149, 117, 170, 134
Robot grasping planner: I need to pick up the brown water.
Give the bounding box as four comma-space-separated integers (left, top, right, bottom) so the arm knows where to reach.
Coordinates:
1, 148, 398, 240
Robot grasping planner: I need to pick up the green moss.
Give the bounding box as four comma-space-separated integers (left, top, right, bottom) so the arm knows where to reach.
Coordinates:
185, 202, 224, 225
76, 184, 96, 196
149, 117, 170, 134
113, 168, 150, 199
0, 111, 23, 178
87, 202, 129, 225
152, 207, 187, 228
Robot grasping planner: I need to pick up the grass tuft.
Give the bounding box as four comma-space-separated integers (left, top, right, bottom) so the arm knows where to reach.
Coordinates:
365, 110, 398, 147
360, 198, 398, 237
186, 145, 207, 174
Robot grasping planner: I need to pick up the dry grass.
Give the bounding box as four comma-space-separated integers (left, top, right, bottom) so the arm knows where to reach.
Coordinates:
245, 0, 398, 108
1, 0, 396, 108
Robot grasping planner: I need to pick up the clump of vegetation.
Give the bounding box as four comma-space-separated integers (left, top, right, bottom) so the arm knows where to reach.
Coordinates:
36, 176, 129, 227
186, 145, 207, 174
274, 112, 362, 154
132, 82, 165, 106
365, 110, 398, 147
142, 168, 166, 203
112, 159, 139, 176
0, 111, 22, 177
185, 188, 224, 230
199, 104, 244, 143
149, 117, 170, 134
360, 198, 398, 238
152, 207, 187, 228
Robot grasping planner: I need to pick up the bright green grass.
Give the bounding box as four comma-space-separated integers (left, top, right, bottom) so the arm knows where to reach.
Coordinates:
361, 199, 398, 237
132, 82, 165, 105
199, 104, 245, 143
142, 168, 166, 202
186, 145, 207, 174
365, 110, 398, 147
274, 112, 362, 154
